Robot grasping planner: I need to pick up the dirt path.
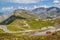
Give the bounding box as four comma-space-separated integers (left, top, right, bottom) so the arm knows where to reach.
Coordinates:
0, 25, 60, 36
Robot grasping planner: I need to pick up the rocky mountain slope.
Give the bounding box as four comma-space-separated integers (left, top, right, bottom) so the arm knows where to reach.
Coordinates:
32, 7, 60, 19
0, 8, 54, 33
0, 7, 60, 37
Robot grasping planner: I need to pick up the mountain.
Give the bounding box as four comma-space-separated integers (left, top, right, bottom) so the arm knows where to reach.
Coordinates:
0, 15, 26, 25
0, 13, 13, 22
32, 7, 47, 18
0, 7, 60, 38
47, 7, 60, 18
0, 8, 55, 35
0, 7, 60, 25
32, 7, 60, 19
32, 7, 47, 12
13, 9, 38, 19
47, 7, 60, 12
0, 9, 38, 23
0, 9, 38, 25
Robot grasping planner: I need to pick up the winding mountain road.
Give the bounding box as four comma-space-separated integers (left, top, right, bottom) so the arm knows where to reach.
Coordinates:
0, 25, 60, 36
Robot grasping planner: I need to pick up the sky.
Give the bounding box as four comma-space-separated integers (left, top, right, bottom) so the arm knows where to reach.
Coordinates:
0, 0, 60, 13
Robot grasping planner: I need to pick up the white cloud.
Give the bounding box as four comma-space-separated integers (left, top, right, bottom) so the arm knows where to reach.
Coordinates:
54, 4, 60, 8
1, 7, 14, 11
12, 0, 39, 3
53, 0, 60, 3
39, 5, 51, 8
53, 0, 60, 8
0, 0, 44, 3
18, 6, 28, 9
33, 5, 51, 8
18, 7, 25, 9
0, 6, 17, 12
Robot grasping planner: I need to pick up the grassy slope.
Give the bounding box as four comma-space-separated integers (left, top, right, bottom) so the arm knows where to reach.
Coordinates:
0, 31, 60, 40
0, 29, 4, 33
27, 19, 53, 29
0, 17, 54, 37
6, 19, 54, 31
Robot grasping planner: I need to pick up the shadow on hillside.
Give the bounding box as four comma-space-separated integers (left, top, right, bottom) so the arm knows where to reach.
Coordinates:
0, 15, 26, 25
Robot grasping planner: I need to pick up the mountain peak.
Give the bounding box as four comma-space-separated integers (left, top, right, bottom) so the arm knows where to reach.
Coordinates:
47, 7, 60, 11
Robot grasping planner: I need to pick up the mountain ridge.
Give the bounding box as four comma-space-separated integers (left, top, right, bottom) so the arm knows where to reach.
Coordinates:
0, 7, 60, 25
32, 7, 60, 19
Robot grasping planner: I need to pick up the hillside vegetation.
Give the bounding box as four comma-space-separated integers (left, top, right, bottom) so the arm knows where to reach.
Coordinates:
0, 8, 60, 40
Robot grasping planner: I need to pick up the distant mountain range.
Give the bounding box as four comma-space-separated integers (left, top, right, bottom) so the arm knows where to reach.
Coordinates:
32, 7, 60, 19
0, 7, 60, 24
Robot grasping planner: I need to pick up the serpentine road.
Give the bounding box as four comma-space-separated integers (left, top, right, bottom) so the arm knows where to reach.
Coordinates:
0, 25, 60, 36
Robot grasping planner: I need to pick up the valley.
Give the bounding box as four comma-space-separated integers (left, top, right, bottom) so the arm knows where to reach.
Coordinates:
0, 7, 60, 40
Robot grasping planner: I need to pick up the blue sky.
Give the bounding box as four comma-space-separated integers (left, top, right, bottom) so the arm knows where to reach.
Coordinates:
0, 0, 60, 13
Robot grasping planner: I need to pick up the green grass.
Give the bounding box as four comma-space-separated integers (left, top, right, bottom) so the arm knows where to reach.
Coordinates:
6, 25, 21, 31
0, 31, 60, 40
6, 19, 54, 31
0, 29, 5, 33
27, 20, 54, 29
